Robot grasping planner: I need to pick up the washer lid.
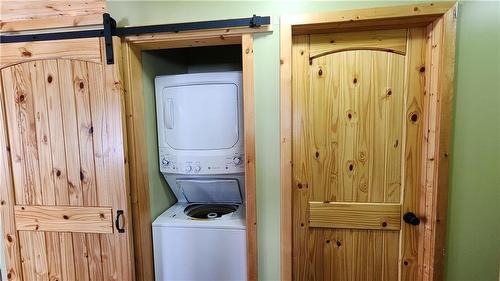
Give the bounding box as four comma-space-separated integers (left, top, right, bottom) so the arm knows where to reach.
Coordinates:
176, 178, 242, 203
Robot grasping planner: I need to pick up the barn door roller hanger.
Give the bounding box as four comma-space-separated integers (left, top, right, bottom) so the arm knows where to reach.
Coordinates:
0, 13, 271, 65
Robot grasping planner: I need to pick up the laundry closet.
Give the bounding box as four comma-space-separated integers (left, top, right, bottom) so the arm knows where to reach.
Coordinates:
121, 26, 263, 281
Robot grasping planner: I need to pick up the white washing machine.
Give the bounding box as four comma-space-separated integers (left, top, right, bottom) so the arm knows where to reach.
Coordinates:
153, 202, 246, 281
153, 72, 247, 281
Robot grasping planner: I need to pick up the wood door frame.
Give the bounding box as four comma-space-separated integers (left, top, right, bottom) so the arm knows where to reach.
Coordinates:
280, 2, 457, 281
121, 25, 271, 281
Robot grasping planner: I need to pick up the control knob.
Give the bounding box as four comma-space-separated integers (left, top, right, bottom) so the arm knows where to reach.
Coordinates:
232, 156, 243, 165
194, 166, 201, 173
161, 157, 170, 166
185, 165, 192, 173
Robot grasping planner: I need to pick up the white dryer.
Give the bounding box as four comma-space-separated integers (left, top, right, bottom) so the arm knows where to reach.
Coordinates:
153, 71, 247, 281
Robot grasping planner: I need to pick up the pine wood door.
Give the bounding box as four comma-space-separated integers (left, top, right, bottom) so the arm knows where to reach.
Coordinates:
291, 28, 428, 281
0, 37, 134, 281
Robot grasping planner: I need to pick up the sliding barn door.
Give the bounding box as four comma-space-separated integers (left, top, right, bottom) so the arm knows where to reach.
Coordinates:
291, 28, 428, 280
0, 37, 134, 281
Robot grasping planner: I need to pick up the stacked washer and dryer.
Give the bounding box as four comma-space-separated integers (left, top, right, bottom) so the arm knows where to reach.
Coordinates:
152, 71, 247, 281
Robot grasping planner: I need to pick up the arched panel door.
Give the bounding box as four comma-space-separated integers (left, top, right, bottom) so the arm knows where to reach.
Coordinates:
0, 37, 134, 281
291, 28, 428, 280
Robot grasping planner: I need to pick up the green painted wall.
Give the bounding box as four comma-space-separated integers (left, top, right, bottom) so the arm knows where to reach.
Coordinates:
108, 1, 500, 280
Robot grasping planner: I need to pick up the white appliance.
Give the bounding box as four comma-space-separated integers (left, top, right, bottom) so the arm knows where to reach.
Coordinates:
155, 71, 244, 175
152, 189, 247, 281
153, 71, 247, 281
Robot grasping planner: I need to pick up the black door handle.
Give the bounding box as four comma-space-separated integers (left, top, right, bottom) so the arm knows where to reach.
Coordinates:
403, 212, 420, 226
115, 210, 125, 233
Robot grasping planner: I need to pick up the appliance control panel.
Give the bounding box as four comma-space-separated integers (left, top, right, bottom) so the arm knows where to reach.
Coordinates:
159, 149, 245, 175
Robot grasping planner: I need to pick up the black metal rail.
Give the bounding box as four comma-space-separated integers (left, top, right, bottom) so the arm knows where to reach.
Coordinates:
0, 14, 271, 64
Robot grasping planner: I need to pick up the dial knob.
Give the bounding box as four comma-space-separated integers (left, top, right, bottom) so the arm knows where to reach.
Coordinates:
232, 156, 243, 165
185, 165, 192, 173
194, 166, 201, 173
161, 157, 170, 166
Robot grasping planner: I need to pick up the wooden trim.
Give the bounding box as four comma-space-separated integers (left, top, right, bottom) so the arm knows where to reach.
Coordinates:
282, 2, 455, 26
0, 0, 106, 33
14, 206, 113, 233
0, 38, 102, 69
309, 202, 401, 230
428, 4, 457, 281
128, 36, 242, 51
0, 74, 23, 281
121, 39, 155, 281
123, 25, 271, 45
279, 3, 457, 280
123, 30, 263, 281
242, 33, 258, 281
279, 18, 293, 281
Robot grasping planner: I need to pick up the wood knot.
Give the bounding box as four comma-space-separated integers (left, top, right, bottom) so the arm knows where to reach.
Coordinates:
20, 48, 32, 57
381, 221, 388, 227
17, 93, 25, 103
414, 7, 419, 12
318, 68, 323, 76
88, 126, 94, 134
404, 260, 409, 266
394, 139, 399, 148
6, 234, 13, 242
79, 81, 84, 89
47, 75, 53, 83
55, 169, 61, 177
348, 163, 354, 171
0, 200, 5, 205
315, 151, 320, 158
80, 170, 85, 181
386, 89, 392, 96
99, 213, 105, 219
353, 77, 358, 84
297, 183, 303, 189
336, 240, 341, 247
245, 48, 250, 54
359, 180, 368, 192
410, 112, 419, 123
300, 50, 304, 56
63, 215, 69, 220
326, 240, 330, 244
419, 66, 426, 72
330, 40, 335, 44
358, 151, 366, 161
300, 223, 304, 227
347, 112, 352, 120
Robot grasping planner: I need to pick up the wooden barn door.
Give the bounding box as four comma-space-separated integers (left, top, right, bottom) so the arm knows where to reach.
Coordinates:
0, 37, 134, 281
291, 28, 428, 280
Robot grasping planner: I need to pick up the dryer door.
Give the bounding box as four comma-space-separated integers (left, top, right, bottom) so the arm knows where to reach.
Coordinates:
160, 83, 240, 150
